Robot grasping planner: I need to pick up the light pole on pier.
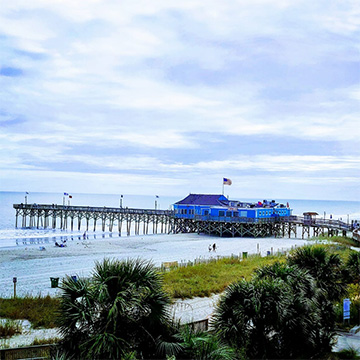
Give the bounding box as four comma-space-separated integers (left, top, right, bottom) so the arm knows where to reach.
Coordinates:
120, 195, 123, 208
155, 195, 159, 210
63, 192, 69, 206
25, 192, 29, 205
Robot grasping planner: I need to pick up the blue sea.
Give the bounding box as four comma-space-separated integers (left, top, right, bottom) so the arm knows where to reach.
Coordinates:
0, 191, 359, 249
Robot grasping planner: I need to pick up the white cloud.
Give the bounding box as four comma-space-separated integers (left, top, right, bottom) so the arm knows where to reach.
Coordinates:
1, 0, 359, 199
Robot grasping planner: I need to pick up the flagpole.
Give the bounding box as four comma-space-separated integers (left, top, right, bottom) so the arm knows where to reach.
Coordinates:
222, 181, 224, 195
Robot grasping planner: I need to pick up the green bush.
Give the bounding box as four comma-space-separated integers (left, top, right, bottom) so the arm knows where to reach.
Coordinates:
0, 319, 22, 338
0, 295, 59, 328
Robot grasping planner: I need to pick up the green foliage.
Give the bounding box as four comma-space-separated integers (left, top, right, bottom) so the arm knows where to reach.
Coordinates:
345, 252, 360, 283
0, 319, 22, 338
0, 295, 59, 328
212, 245, 350, 359
336, 346, 360, 359
174, 325, 236, 360
212, 272, 321, 359
288, 245, 347, 301
163, 255, 285, 299
57, 258, 175, 359
30, 336, 60, 345
316, 235, 360, 248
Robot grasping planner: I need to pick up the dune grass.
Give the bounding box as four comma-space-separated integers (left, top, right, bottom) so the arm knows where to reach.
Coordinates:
315, 235, 360, 248
163, 254, 285, 298
0, 319, 22, 338
0, 295, 59, 329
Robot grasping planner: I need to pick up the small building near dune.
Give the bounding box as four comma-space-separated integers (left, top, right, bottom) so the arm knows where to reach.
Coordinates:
173, 194, 292, 221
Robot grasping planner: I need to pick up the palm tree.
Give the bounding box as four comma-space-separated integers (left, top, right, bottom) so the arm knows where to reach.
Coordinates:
287, 245, 347, 353
213, 258, 342, 359
254, 262, 320, 357
287, 245, 346, 302
211, 277, 295, 359
57, 258, 174, 359
173, 325, 235, 360
346, 251, 360, 284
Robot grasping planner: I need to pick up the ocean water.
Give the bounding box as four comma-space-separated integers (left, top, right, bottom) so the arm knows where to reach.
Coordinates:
0, 191, 359, 249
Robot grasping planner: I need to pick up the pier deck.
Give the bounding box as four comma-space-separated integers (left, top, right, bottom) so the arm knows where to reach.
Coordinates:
13, 204, 354, 239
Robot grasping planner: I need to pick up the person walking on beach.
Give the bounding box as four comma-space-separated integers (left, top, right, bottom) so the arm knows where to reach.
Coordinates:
208, 244, 212, 252
213, 243, 216, 252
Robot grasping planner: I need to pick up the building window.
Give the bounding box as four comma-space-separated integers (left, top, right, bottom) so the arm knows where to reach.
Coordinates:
219, 211, 225, 217
226, 211, 232, 217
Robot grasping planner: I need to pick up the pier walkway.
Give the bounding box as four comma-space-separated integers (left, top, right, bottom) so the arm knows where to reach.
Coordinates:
13, 204, 354, 239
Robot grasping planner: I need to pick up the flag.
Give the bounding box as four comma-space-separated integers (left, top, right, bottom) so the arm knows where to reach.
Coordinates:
156, 195, 159, 198
223, 178, 232, 185
287, 202, 289, 208
64, 192, 69, 196
69, 195, 72, 199
26, 192, 29, 194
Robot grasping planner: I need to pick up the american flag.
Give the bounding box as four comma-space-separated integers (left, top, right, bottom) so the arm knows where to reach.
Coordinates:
64, 192, 69, 196
223, 178, 232, 185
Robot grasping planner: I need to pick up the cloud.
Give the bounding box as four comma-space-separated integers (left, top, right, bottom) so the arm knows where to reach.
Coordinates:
0, 1, 359, 200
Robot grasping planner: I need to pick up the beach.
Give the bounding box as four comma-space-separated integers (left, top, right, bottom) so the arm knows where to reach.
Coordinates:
0, 232, 315, 348
0, 232, 312, 299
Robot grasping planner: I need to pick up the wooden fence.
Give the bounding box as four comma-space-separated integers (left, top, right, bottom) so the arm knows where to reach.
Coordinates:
0, 344, 52, 360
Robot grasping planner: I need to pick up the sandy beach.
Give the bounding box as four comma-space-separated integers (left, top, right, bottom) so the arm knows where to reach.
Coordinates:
0, 233, 312, 299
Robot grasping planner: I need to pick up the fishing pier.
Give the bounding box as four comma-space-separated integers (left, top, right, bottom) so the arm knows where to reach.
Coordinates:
13, 203, 354, 239
13, 204, 174, 236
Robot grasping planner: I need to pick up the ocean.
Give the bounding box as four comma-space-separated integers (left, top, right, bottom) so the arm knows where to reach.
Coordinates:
0, 191, 359, 249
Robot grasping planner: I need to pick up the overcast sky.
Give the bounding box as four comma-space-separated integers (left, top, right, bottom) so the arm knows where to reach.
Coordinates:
0, 1, 359, 201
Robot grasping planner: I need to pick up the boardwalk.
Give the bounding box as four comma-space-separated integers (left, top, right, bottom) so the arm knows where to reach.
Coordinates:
13, 204, 354, 239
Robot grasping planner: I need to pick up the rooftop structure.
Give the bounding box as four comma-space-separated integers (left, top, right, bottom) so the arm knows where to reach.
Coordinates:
173, 193, 292, 220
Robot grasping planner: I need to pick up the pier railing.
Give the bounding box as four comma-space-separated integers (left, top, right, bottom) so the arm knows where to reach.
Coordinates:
13, 203, 173, 216
191, 214, 352, 230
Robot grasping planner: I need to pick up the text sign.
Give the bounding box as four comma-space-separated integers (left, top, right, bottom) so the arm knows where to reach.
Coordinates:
343, 298, 351, 320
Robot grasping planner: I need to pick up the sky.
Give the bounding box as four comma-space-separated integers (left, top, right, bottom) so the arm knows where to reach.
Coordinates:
0, 0, 359, 201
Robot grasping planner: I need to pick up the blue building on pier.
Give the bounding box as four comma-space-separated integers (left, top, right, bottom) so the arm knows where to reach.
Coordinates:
173, 194, 291, 221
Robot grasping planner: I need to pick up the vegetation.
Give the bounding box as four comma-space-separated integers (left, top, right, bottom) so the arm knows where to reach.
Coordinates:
163, 254, 285, 298
212, 244, 355, 359
57, 258, 175, 359
173, 325, 236, 360
316, 235, 360, 248
0, 319, 22, 338
3, 237, 360, 359
0, 295, 59, 328
336, 346, 360, 359
30, 336, 61, 346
